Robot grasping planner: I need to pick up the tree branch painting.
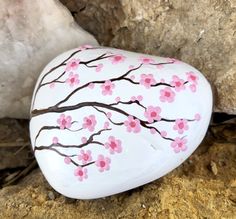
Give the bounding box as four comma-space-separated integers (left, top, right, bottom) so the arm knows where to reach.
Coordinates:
31, 45, 201, 181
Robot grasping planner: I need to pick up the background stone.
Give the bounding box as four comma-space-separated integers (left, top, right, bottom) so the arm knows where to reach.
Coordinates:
0, 0, 98, 118
60, 0, 236, 114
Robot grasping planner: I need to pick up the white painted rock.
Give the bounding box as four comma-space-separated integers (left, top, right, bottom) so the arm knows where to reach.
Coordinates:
30, 45, 213, 199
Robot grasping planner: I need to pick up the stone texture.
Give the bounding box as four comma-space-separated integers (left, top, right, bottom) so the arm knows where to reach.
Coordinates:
0, 137, 235, 218
0, 0, 98, 118
61, 0, 236, 114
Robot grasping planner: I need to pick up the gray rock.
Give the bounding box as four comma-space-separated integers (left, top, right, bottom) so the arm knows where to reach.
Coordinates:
0, 0, 98, 118
61, 0, 236, 114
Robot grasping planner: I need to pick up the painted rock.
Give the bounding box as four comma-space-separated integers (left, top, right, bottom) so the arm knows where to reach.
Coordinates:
30, 45, 213, 199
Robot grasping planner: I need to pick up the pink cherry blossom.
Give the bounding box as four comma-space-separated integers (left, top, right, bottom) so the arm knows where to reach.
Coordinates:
194, 113, 201, 121
103, 121, 110, 129
105, 136, 122, 154
160, 78, 165, 83
66, 72, 80, 87
171, 75, 185, 92
64, 157, 71, 164
150, 128, 157, 134
173, 119, 189, 134
189, 84, 196, 92
160, 131, 167, 137
57, 114, 72, 129
88, 83, 95, 89
166, 57, 181, 64
101, 80, 115, 95
130, 75, 135, 80
83, 115, 97, 132
66, 58, 80, 71
140, 74, 157, 88
106, 112, 112, 118
131, 96, 136, 101
171, 137, 187, 153
49, 83, 55, 89
159, 87, 175, 103
78, 150, 92, 164
74, 167, 88, 181
115, 96, 121, 102
110, 54, 126, 64
156, 64, 164, 69
78, 44, 93, 50
96, 63, 103, 72
81, 137, 87, 143
52, 137, 59, 144
139, 56, 155, 64
129, 65, 134, 69
186, 72, 198, 84
95, 155, 111, 172
144, 106, 161, 123
137, 95, 143, 101
124, 116, 141, 133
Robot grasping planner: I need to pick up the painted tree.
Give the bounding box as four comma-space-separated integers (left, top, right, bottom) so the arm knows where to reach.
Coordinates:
31, 45, 201, 181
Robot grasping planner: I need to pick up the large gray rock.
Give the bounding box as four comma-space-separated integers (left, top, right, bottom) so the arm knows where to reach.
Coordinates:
61, 0, 236, 114
0, 0, 98, 118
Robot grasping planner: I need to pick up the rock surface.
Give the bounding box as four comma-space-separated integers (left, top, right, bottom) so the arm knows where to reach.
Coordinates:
60, 0, 236, 114
0, 0, 98, 118
0, 137, 235, 218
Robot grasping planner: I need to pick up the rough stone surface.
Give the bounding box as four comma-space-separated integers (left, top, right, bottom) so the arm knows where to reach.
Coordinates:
61, 0, 236, 114
0, 136, 235, 218
0, 0, 98, 119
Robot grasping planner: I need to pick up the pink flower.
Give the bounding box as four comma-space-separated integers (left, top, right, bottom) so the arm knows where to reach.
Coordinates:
159, 87, 175, 103
124, 116, 141, 133
137, 95, 143, 101
139, 56, 155, 64
166, 57, 181, 64
96, 63, 103, 72
140, 74, 157, 88
131, 96, 136, 101
66, 58, 80, 71
171, 138, 187, 153
88, 83, 95, 89
106, 112, 112, 118
110, 54, 126, 64
49, 83, 55, 89
83, 115, 97, 132
81, 137, 87, 143
66, 72, 80, 87
78, 150, 92, 164
101, 80, 115, 95
78, 44, 93, 50
173, 119, 189, 134
105, 136, 122, 154
189, 84, 196, 92
194, 113, 201, 121
74, 167, 88, 181
57, 114, 72, 129
156, 64, 164, 69
171, 75, 185, 92
103, 121, 110, 129
115, 96, 121, 102
144, 106, 161, 123
64, 157, 71, 164
52, 137, 59, 144
160, 131, 167, 137
150, 128, 157, 134
95, 155, 111, 172
186, 72, 198, 84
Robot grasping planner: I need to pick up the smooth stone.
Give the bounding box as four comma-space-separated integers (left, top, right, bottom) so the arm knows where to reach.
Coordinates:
30, 45, 213, 199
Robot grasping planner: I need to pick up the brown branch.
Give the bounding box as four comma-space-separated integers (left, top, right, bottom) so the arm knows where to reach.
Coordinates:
110, 100, 146, 110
